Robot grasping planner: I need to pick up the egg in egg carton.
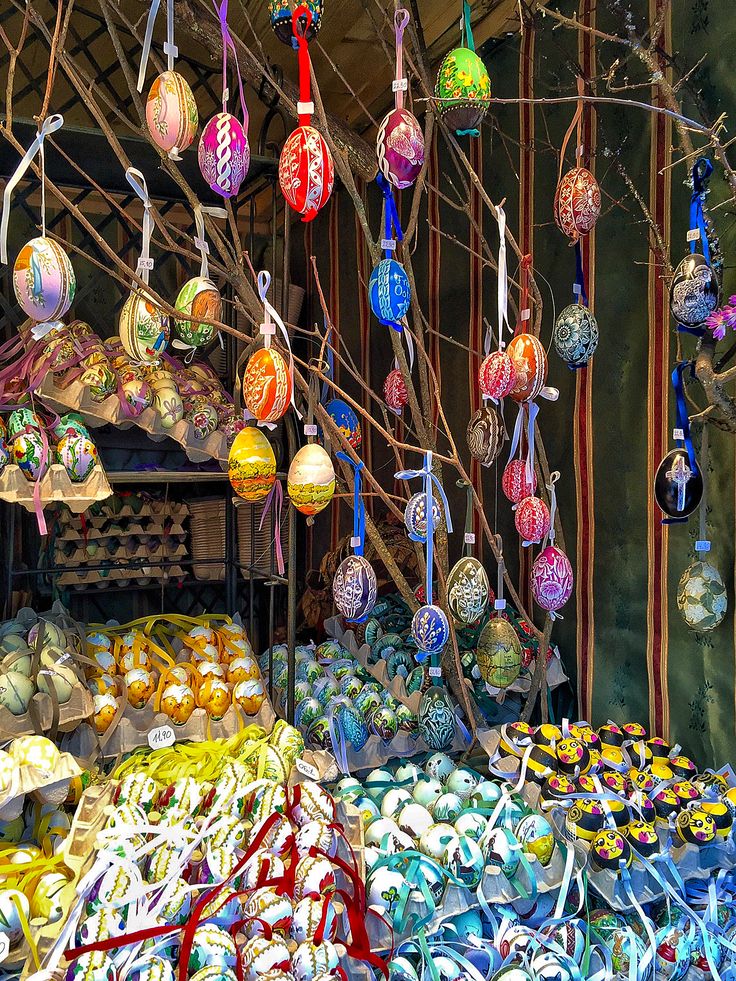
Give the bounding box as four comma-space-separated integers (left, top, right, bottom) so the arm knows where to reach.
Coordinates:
58, 501, 190, 524
0, 464, 112, 515
56, 565, 188, 589
0, 750, 83, 819
55, 520, 187, 542
0, 679, 94, 741
53, 540, 188, 571
39, 372, 231, 464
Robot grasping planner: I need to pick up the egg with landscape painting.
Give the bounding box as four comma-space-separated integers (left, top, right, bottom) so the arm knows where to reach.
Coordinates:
287, 444, 335, 516
174, 277, 221, 349
325, 398, 361, 449
228, 427, 277, 503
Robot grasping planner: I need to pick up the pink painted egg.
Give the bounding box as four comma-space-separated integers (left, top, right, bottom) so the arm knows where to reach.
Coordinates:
383, 368, 408, 412
554, 167, 601, 241
279, 125, 334, 222
479, 350, 516, 400
502, 460, 536, 503
377, 108, 425, 189
57, 432, 98, 482
199, 113, 250, 199
13, 237, 76, 322
515, 496, 550, 544
531, 545, 573, 613
146, 70, 198, 155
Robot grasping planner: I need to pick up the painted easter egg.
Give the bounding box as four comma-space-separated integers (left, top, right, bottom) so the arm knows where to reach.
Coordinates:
228, 426, 277, 502
233, 678, 266, 715
11, 430, 45, 481
92, 691, 119, 733
199, 112, 250, 199
119, 290, 170, 364
467, 404, 503, 466
412, 604, 449, 654
197, 677, 231, 719
287, 443, 335, 515
174, 277, 222, 349
434, 47, 491, 136
590, 828, 632, 872
7, 408, 41, 441
333, 554, 377, 623
124, 667, 155, 709
152, 379, 184, 429
507, 333, 547, 403
476, 618, 522, 689
532, 545, 573, 613
145, 70, 197, 155
0, 437, 8, 476
279, 125, 334, 221
243, 347, 292, 423
269, 0, 322, 45
418, 686, 456, 751
57, 432, 98, 481
325, 398, 361, 449
670, 253, 719, 327
515, 495, 550, 544
187, 402, 219, 440
654, 448, 703, 518
121, 376, 152, 416
516, 813, 555, 866
13, 237, 76, 322
553, 303, 599, 367
65, 949, 115, 981
377, 108, 425, 189
677, 560, 727, 631
369, 258, 411, 326
160, 683, 196, 725
446, 556, 490, 625
443, 834, 485, 888
404, 491, 443, 542
81, 361, 117, 402
554, 167, 601, 241
479, 349, 516, 400
37, 663, 76, 703
383, 368, 409, 412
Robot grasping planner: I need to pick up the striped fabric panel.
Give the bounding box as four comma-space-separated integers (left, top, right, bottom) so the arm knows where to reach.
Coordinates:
469, 138, 484, 554
428, 139, 442, 430
329, 192, 341, 550
355, 179, 373, 516
646, 0, 672, 738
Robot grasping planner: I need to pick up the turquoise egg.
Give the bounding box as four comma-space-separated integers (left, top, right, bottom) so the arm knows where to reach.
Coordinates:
418, 686, 456, 751
295, 660, 324, 684
294, 697, 322, 729
433, 792, 463, 822
369, 706, 399, 744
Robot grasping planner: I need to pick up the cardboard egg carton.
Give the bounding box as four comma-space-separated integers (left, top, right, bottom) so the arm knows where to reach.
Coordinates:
55, 521, 187, 543
39, 373, 231, 464
54, 540, 187, 570
56, 501, 190, 524
57, 565, 188, 589
0, 751, 82, 813
0, 683, 94, 740
0, 464, 112, 515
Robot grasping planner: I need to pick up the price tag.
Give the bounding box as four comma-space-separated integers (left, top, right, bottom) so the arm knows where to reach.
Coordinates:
695, 540, 711, 552
148, 725, 176, 750
381, 239, 396, 251
392, 78, 409, 92
687, 228, 701, 242
194, 236, 209, 254
163, 41, 179, 59
223, 87, 230, 104
350, 536, 361, 548
428, 666, 442, 678
673, 428, 685, 441
494, 598, 507, 611
304, 424, 318, 437
260, 322, 276, 336
0, 932, 11, 964
297, 101, 315, 116
137, 257, 154, 271
295, 758, 319, 780
572, 283, 582, 296
464, 533, 476, 545
521, 308, 531, 321
576, 144, 584, 158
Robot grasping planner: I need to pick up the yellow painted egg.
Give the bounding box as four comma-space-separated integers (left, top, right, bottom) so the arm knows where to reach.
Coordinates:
119, 646, 150, 674
93, 691, 120, 734
165, 666, 190, 684
228, 427, 277, 503
0, 672, 35, 715
153, 380, 184, 430
125, 668, 156, 709
160, 683, 196, 726
10, 735, 60, 773
197, 678, 231, 720
227, 656, 261, 685
87, 673, 116, 696
287, 444, 336, 516
37, 663, 77, 704
233, 678, 266, 716
0, 751, 16, 795
197, 662, 226, 682
29, 871, 68, 922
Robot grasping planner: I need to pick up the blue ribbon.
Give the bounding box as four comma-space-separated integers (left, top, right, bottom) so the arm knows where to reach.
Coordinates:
336, 452, 365, 555
320, 316, 334, 405
574, 240, 588, 307
672, 361, 697, 472
395, 450, 453, 606
376, 173, 403, 258
690, 157, 713, 266
461, 0, 475, 52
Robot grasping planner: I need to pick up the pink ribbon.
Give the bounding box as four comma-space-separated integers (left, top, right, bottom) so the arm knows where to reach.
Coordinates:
394, 9, 410, 111
259, 480, 284, 576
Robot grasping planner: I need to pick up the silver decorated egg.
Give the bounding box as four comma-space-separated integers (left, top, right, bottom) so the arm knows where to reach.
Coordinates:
670, 252, 719, 327
553, 303, 599, 367
332, 554, 377, 623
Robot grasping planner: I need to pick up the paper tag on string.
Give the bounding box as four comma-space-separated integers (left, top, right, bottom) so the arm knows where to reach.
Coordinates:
673, 428, 684, 441
464, 533, 476, 545
148, 725, 176, 750
428, 666, 442, 678
223, 87, 230, 103
572, 284, 582, 296
297, 101, 315, 115
494, 599, 507, 611
162, 41, 178, 58
194, 237, 209, 253
521, 308, 531, 321
350, 536, 361, 548
295, 758, 319, 780
392, 78, 408, 92
137, 257, 154, 272
687, 228, 701, 243
304, 424, 318, 437
695, 540, 711, 552
381, 239, 396, 251
260, 322, 276, 336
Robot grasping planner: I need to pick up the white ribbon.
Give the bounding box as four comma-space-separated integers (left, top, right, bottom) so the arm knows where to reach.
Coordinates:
194, 203, 227, 280
258, 269, 300, 418
125, 167, 153, 286
399, 317, 415, 371
0, 114, 63, 265
496, 205, 509, 351
506, 401, 539, 488
542, 471, 560, 549
137, 0, 177, 93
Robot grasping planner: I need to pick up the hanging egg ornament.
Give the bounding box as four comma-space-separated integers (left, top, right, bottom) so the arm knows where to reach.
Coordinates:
502, 460, 536, 503
532, 545, 573, 613
287, 444, 336, 516
199, 113, 250, 199
476, 617, 522, 688
269, 0, 322, 46
228, 427, 277, 503
507, 333, 547, 403
411, 604, 450, 654
377, 109, 425, 190
119, 290, 169, 364
677, 560, 727, 632
174, 277, 221, 349
418, 686, 456, 751
553, 304, 599, 367
446, 556, 491, 625
670, 253, 719, 328
554, 167, 601, 241
369, 258, 411, 326
333, 555, 377, 623
13, 237, 76, 322
515, 496, 550, 544
479, 350, 516, 400
243, 348, 292, 423
434, 47, 491, 136
325, 398, 361, 449
654, 448, 703, 519
466, 405, 503, 467
404, 491, 443, 542
279, 126, 334, 221
145, 71, 198, 155
384, 368, 409, 412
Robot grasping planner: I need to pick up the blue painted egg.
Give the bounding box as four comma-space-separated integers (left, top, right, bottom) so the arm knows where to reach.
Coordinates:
404, 491, 443, 542
325, 398, 361, 449
369, 258, 411, 327
553, 303, 599, 368
333, 554, 377, 623
294, 697, 322, 729
412, 604, 450, 654
418, 686, 456, 751
339, 703, 369, 751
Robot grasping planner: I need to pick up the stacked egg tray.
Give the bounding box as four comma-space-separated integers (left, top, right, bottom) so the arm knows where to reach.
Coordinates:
484, 720, 736, 911
0, 463, 112, 515
51, 500, 189, 590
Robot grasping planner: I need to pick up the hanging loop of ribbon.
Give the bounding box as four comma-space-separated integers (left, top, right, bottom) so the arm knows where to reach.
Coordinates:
125, 167, 154, 287
542, 471, 560, 550
376, 172, 404, 258
393, 9, 410, 110
457, 479, 474, 557
137, 0, 178, 92
690, 157, 713, 266
1, 114, 63, 265
672, 361, 697, 474
293, 5, 314, 126
495, 205, 509, 351
336, 452, 365, 556
515, 253, 533, 335
557, 74, 585, 192
461, 0, 475, 52
495, 534, 505, 610
574, 240, 588, 307
214, 0, 248, 128
257, 270, 299, 417
194, 204, 228, 280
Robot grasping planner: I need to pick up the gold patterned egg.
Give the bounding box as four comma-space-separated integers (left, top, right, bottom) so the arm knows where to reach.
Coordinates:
446, 556, 491, 625
475, 617, 522, 689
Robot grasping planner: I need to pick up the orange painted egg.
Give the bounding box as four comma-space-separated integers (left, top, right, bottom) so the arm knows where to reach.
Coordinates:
160, 683, 196, 726
507, 333, 547, 403
124, 668, 155, 709
197, 677, 232, 720
287, 444, 335, 516
228, 427, 277, 502
243, 348, 292, 423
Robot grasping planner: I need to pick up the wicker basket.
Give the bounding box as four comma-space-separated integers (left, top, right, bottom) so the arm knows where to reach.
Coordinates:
188, 497, 226, 581
236, 500, 290, 579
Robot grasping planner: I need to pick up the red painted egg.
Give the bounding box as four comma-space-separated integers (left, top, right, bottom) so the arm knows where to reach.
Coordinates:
532, 545, 573, 612
507, 333, 547, 403
515, 496, 550, 544
502, 460, 537, 503
554, 167, 601, 241
479, 350, 516, 400
383, 368, 408, 412
279, 125, 334, 222
243, 348, 292, 423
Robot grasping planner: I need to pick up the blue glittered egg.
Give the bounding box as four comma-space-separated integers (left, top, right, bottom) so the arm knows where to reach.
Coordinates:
369, 258, 411, 327
333, 554, 377, 623
339, 703, 369, 751
325, 398, 361, 449
553, 303, 599, 368
412, 604, 450, 654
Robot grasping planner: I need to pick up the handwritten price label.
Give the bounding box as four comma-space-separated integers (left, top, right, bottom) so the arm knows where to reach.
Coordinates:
295, 758, 319, 780
148, 725, 176, 750
695, 540, 711, 552
494, 598, 507, 611
464, 533, 476, 545
392, 78, 408, 92
673, 428, 685, 441
137, 257, 154, 272
687, 228, 701, 242
380, 239, 396, 251
303, 424, 318, 437
428, 666, 442, 678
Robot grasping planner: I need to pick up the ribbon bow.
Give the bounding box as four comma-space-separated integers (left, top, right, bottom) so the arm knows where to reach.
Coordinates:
1, 114, 63, 265
193, 203, 227, 280
137, 0, 177, 93
125, 168, 154, 286
395, 450, 453, 606
336, 452, 365, 555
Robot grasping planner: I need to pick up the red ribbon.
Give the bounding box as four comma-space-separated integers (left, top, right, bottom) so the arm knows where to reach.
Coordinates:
292, 5, 314, 126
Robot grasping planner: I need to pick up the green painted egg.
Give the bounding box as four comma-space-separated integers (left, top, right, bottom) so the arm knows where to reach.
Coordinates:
174, 276, 221, 349
476, 618, 522, 689
0, 671, 35, 714
434, 47, 491, 136
677, 560, 727, 632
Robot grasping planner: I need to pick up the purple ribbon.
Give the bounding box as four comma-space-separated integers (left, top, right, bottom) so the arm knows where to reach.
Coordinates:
213, 0, 249, 131
259, 479, 284, 576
